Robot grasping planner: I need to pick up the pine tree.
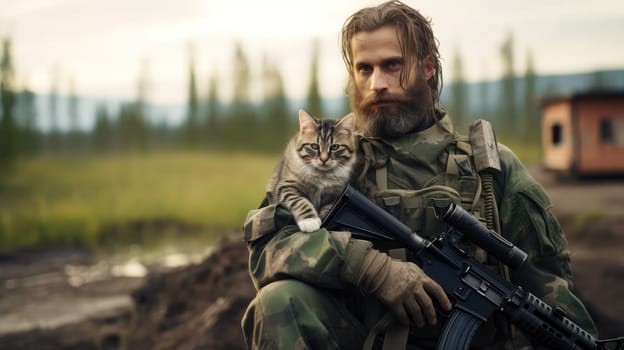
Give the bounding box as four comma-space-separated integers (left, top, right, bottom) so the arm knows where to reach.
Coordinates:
479, 79, 490, 120
340, 76, 352, 117
233, 43, 251, 103
183, 49, 199, 148
92, 104, 112, 152
476, 62, 492, 119
224, 42, 255, 149
306, 39, 323, 117
205, 71, 221, 148
48, 64, 61, 151
261, 55, 292, 151
0, 38, 17, 171
499, 33, 517, 136
450, 48, 468, 128
523, 50, 540, 142
116, 102, 147, 152
135, 59, 150, 151
16, 84, 40, 154
67, 76, 80, 150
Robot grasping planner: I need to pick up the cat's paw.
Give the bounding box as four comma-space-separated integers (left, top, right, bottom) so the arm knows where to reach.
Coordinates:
297, 218, 322, 232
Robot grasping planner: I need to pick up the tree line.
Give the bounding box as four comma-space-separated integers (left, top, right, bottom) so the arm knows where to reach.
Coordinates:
0, 39, 327, 173
0, 34, 614, 173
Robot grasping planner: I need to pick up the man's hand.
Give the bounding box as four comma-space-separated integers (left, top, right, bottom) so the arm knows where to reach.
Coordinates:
356, 248, 453, 326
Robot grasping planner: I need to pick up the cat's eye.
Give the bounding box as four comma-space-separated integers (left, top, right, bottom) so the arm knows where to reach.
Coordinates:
310, 144, 320, 150
330, 144, 339, 151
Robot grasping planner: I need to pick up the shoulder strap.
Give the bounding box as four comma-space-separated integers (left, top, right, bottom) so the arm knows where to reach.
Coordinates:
445, 139, 482, 214
360, 139, 389, 191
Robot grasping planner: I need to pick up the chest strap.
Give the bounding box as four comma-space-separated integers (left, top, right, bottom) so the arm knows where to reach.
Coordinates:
361, 140, 389, 191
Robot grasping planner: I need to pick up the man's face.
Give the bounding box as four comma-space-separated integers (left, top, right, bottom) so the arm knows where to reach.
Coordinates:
350, 25, 434, 138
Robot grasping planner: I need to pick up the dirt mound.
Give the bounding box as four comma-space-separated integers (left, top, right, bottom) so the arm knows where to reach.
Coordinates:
123, 230, 624, 349
568, 217, 624, 338
0, 309, 131, 350
124, 235, 255, 350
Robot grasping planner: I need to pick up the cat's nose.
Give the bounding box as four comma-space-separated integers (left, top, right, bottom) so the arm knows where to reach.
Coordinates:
320, 152, 329, 163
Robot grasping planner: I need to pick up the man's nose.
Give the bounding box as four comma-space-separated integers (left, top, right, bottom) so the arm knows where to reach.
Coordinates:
370, 69, 389, 93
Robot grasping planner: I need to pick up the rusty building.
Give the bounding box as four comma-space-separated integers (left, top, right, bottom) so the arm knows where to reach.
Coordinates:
541, 91, 624, 176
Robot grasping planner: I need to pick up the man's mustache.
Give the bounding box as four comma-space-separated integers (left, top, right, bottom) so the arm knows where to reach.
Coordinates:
361, 93, 412, 109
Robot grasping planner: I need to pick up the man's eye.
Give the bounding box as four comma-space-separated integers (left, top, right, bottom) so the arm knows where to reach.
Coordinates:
357, 64, 372, 74
385, 60, 402, 71
330, 144, 339, 151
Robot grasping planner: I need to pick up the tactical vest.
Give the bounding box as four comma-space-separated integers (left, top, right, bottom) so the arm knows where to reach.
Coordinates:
352, 119, 527, 350
353, 129, 491, 264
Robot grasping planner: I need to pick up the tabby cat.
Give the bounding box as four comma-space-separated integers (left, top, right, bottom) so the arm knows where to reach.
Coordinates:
267, 110, 357, 232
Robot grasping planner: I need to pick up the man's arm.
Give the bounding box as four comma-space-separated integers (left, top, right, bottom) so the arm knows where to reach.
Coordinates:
243, 202, 452, 325
496, 146, 598, 335
243, 203, 372, 290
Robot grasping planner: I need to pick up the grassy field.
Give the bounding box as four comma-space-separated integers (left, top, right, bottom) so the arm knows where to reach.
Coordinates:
497, 134, 543, 166
0, 152, 279, 250
0, 141, 542, 251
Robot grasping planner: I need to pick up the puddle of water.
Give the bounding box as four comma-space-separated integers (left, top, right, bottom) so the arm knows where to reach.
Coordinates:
64, 237, 216, 287
111, 260, 148, 278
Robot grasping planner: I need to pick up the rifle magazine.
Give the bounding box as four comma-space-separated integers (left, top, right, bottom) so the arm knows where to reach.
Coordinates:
437, 309, 482, 350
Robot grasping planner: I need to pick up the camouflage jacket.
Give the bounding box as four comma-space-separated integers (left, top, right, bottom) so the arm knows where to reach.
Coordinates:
243, 114, 597, 341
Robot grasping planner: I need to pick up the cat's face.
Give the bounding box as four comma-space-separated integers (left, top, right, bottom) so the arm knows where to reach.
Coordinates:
296, 110, 356, 172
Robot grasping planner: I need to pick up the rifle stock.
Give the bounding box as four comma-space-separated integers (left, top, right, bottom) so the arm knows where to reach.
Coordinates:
322, 185, 624, 350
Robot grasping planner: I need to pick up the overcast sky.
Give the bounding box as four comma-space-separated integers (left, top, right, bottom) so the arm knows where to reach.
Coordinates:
2, 0, 624, 106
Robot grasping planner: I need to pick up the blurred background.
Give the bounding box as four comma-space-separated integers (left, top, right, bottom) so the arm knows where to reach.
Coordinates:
1, 0, 623, 250
0, 0, 623, 348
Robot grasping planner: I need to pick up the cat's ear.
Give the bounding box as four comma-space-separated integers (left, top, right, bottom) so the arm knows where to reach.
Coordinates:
335, 113, 356, 135
299, 110, 317, 134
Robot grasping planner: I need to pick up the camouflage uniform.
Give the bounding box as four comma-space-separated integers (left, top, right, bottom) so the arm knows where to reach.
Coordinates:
241, 113, 597, 349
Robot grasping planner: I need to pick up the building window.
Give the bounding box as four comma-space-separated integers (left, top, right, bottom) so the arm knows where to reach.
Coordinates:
600, 119, 614, 144
551, 123, 563, 145
600, 117, 624, 145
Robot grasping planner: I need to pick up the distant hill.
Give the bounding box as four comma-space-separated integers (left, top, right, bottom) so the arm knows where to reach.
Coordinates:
439, 69, 624, 124
316, 69, 624, 123
30, 95, 187, 132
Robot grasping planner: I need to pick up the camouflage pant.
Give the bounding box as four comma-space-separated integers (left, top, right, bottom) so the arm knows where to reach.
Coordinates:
241, 279, 369, 350
241, 279, 531, 350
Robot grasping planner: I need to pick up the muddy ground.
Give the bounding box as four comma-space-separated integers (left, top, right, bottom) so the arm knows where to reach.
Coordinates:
0, 168, 623, 350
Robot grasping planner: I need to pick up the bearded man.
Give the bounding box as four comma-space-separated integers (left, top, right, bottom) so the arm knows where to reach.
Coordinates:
241, 1, 596, 349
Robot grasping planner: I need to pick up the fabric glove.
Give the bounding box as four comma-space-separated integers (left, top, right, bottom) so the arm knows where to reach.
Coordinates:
349, 247, 453, 326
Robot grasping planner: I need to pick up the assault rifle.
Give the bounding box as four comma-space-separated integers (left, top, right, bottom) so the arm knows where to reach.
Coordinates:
322, 185, 624, 350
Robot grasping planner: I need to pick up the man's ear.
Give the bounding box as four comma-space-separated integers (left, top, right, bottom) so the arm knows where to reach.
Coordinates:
422, 54, 435, 81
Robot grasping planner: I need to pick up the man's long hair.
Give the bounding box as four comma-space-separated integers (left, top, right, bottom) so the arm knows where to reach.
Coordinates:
340, 0, 443, 108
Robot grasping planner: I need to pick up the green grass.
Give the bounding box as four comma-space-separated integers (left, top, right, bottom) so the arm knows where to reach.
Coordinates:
0, 136, 543, 251
0, 151, 279, 250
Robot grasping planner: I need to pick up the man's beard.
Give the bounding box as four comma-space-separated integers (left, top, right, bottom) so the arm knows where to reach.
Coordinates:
351, 77, 435, 139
